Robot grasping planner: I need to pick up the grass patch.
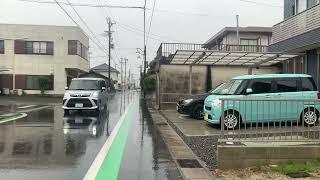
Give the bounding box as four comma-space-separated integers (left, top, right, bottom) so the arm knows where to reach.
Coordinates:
0, 113, 24, 121
270, 159, 320, 174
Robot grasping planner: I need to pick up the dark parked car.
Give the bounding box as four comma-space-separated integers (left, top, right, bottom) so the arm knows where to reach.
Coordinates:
176, 84, 224, 120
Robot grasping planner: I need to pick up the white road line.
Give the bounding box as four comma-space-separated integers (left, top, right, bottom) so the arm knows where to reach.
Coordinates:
0, 113, 27, 124
83, 101, 134, 180
17, 105, 36, 109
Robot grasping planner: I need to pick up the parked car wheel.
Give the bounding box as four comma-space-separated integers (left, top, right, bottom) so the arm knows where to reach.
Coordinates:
64, 109, 70, 115
192, 104, 204, 120
222, 110, 240, 129
302, 108, 319, 126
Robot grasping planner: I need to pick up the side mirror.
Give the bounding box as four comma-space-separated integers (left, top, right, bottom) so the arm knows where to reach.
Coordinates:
65, 87, 68, 90
246, 88, 253, 95
102, 87, 106, 91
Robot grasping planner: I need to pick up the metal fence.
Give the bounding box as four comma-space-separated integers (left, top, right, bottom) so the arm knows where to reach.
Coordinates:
219, 98, 320, 142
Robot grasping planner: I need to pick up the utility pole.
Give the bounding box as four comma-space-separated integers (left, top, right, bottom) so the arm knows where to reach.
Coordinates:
124, 58, 128, 90
120, 58, 124, 90
143, 0, 147, 76
106, 18, 115, 92
236, 15, 240, 46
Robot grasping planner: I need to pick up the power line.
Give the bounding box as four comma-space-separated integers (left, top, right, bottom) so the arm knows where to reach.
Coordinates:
52, 0, 109, 56
19, 0, 209, 16
65, 0, 110, 61
146, 0, 157, 45
20, 0, 144, 9
239, 0, 283, 8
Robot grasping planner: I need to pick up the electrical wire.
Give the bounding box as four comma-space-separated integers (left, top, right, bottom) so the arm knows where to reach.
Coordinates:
52, 0, 109, 56
239, 0, 283, 8
146, 0, 157, 45
65, 0, 112, 65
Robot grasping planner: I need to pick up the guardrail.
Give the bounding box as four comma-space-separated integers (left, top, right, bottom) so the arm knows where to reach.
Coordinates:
219, 98, 320, 142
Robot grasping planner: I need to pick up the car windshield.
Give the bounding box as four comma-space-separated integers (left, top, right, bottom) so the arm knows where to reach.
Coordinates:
211, 80, 243, 95
209, 83, 225, 94
69, 80, 99, 90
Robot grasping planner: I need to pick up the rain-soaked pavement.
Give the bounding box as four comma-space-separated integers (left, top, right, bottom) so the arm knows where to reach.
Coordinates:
0, 91, 181, 180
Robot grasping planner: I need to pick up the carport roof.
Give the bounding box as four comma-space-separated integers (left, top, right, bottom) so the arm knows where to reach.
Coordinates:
169, 50, 303, 67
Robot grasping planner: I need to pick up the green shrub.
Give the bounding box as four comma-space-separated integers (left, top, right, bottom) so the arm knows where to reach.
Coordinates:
38, 76, 53, 95
142, 74, 156, 92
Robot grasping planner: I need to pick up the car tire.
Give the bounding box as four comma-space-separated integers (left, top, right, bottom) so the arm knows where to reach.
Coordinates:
192, 104, 204, 120
222, 110, 241, 130
301, 107, 319, 126
64, 109, 70, 115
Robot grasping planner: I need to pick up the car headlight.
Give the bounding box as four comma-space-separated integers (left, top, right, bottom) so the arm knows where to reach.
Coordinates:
183, 99, 193, 105
212, 99, 222, 106
63, 93, 70, 98
91, 92, 99, 98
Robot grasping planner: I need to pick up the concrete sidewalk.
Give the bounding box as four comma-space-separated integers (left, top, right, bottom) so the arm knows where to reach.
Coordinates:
149, 108, 214, 180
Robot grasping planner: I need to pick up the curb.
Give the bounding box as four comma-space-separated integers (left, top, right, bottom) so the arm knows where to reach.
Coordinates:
147, 107, 214, 180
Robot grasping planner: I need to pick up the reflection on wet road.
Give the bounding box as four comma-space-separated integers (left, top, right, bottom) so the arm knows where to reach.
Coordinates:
0, 92, 180, 180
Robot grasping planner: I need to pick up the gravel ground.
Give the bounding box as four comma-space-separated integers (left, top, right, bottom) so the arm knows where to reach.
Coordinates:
159, 111, 219, 169
219, 167, 320, 180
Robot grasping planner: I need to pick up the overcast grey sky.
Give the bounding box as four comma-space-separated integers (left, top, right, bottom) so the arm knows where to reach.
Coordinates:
1, 0, 284, 78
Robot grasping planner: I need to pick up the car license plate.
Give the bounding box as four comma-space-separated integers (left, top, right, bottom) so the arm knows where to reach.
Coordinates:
75, 103, 83, 108
204, 113, 209, 121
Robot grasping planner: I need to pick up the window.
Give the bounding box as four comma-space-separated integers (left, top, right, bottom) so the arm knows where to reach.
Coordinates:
26, 75, 53, 90
302, 77, 317, 91
68, 40, 77, 55
297, 0, 307, 13
240, 39, 258, 52
15, 40, 53, 55
308, 0, 320, 8
276, 79, 298, 92
68, 40, 88, 60
250, 79, 273, 94
211, 80, 243, 95
0, 40, 4, 54
240, 39, 258, 46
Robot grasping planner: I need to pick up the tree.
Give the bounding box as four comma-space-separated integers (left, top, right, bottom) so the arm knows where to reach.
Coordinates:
38, 76, 52, 95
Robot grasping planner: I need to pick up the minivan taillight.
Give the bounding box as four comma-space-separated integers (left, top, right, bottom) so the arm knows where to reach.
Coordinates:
317, 92, 320, 100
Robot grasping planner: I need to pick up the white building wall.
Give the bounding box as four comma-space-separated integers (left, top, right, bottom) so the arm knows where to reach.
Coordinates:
0, 24, 89, 95
223, 32, 271, 45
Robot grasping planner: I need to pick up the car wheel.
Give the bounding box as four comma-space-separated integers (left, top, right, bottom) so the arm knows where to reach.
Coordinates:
64, 109, 70, 115
192, 104, 204, 120
222, 110, 240, 129
302, 108, 319, 126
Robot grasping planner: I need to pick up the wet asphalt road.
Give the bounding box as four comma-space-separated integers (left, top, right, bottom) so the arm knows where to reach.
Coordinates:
0, 92, 181, 180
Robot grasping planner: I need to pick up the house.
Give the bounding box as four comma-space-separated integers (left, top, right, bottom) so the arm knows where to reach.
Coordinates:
269, 0, 320, 87
203, 26, 272, 52
153, 26, 297, 109
0, 24, 89, 95
91, 63, 120, 83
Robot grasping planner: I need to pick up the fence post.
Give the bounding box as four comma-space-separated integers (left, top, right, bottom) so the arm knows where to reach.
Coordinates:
189, 65, 193, 95
221, 99, 225, 139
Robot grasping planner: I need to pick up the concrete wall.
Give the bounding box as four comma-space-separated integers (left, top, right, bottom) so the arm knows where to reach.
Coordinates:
160, 65, 207, 94
159, 64, 281, 95
0, 24, 89, 95
211, 66, 281, 88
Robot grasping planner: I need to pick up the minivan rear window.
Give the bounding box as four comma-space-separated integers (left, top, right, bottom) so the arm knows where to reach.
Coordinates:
277, 79, 298, 93
302, 77, 317, 91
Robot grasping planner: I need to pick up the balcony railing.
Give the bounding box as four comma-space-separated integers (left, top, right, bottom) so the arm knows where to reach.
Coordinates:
217, 44, 269, 52
272, 4, 320, 44
156, 43, 207, 58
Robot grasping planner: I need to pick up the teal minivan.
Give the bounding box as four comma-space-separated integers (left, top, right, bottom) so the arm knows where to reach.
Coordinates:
204, 74, 320, 129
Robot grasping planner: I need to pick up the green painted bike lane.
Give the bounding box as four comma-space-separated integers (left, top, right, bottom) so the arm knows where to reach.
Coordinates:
84, 100, 137, 180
